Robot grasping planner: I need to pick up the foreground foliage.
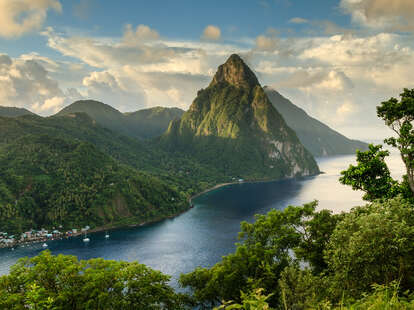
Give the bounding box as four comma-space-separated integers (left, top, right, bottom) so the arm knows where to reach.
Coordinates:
180, 196, 414, 309
0, 250, 186, 310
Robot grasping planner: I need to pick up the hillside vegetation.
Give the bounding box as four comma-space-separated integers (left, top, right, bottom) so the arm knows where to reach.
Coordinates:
0, 113, 226, 234
0, 134, 186, 233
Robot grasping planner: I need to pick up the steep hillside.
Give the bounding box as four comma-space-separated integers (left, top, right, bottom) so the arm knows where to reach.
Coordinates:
162, 54, 319, 180
0, 113, 224, 194
0, 134, 186, 234
264, 87, 368, 157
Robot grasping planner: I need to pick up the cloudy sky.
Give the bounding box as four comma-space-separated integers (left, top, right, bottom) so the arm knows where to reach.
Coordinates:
1, 0, 414, 140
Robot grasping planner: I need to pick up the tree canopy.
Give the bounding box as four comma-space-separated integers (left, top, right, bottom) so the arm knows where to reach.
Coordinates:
0, 250, 187, 310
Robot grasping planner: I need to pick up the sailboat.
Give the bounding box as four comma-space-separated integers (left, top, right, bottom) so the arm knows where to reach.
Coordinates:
83, 232, 90, 242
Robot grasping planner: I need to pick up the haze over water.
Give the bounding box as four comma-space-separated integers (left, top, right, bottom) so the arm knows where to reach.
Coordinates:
0, 151, 405, 285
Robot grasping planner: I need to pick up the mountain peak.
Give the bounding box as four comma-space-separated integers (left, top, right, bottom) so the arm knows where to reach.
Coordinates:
210, 54, 259, 89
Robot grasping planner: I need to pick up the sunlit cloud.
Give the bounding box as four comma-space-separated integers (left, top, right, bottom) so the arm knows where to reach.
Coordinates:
201, 25, 221, 41
341, 0, 414, 33
0, 0, 61, 38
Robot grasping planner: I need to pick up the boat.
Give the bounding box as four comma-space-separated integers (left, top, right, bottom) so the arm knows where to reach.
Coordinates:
104, 231, 110, 239
42, 243, 48, 248
83, 232, 90, 242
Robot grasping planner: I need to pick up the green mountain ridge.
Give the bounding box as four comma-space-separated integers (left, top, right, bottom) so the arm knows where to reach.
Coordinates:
56, 101, 184, 139
0, 106, 35, 118
0, 113, 222, 234
264, 87, 369, 157
56, 100, 131, 136
162, 54, 319, 180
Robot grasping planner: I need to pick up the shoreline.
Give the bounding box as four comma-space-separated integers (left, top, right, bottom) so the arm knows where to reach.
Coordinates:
1, 172, 321, 250
189, 182, 235, 204
0, 206, 193, 250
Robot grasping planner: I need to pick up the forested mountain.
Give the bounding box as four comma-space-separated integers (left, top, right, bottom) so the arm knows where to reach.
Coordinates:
0, 134, 185, 233
0, 113, 225, 234
57, 101, 184, 139
0, 106, 35, 118
161, 54, 319, 179
125, 107, 184, 139
56, 100, 131, 136
264, 87, 368, 157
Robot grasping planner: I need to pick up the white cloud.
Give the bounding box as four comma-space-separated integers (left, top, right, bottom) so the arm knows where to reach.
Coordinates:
300, 33, 410, 68
341, 0, 414, 32
41, 27, 227, 110
202, 25, 221, 41
0, 53, 84, 115
0, 0, 61, 38
337, 101, 356, 116
251, 31, 414, 138
255, 35, 278, 52
270, 69, 353, 91
289, 17, 308, 24
42, 26, 180, 69
122, 24, 160, 46
32, 96, 64, 113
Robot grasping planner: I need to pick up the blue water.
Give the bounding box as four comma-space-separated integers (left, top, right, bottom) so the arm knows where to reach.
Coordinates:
0, 153, 404, 285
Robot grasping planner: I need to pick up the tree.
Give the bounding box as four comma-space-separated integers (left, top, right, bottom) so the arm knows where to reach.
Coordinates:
377, 88, 414, 195
214, 289, 274, 310
339, 144, 399, 201
324, 196, 414, 298
180, 202, 340, 309
341, 88, 414, 200
0, 250, 186, 310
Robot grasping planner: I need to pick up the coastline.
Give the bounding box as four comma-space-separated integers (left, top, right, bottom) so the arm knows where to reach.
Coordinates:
0, 204, 194, 249
1, 172, 321, 250
189, 182, 236, 204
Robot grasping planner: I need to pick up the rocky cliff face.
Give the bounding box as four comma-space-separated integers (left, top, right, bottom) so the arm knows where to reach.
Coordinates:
163, 54, 319, 180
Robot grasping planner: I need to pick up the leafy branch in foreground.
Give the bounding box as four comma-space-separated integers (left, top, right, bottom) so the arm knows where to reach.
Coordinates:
340, 88, 414, 201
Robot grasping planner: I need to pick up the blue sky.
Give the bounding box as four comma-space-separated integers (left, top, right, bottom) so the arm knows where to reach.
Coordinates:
1, 0, 414, 139
1, 0, 351, 57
